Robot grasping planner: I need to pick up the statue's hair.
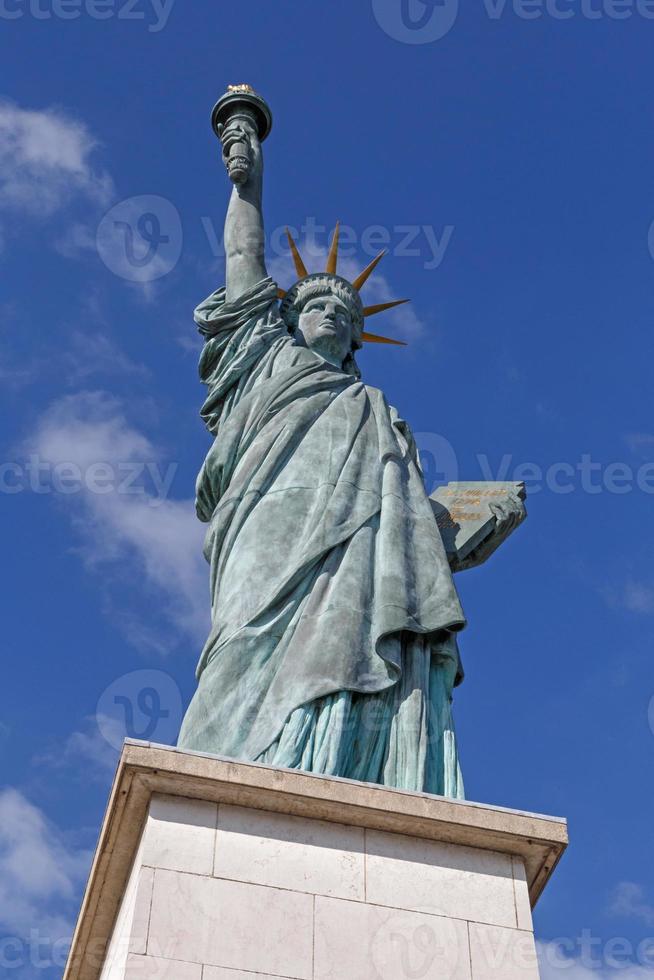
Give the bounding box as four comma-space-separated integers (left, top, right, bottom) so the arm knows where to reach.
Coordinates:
280, 274, 364, 351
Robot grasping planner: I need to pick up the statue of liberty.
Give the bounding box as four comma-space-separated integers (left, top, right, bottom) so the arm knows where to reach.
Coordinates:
178, 86, 523, 797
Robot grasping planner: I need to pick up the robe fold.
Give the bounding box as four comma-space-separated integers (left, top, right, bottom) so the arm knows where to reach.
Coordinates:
178, 277, 467, 796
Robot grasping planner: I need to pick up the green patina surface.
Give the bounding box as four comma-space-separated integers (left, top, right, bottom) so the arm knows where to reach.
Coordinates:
178, 90, 525, 796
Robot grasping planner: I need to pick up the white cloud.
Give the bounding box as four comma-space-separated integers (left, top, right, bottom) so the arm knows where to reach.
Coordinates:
31, 390, 152, 471
0, 787, 91, 964
0, 102, 182, 299
28, 391, 209, 647
0, 99, 112, 241
610, 883, 654, 928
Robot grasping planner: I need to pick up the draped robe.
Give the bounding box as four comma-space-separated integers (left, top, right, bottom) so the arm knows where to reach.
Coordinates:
178, 278, 467, 797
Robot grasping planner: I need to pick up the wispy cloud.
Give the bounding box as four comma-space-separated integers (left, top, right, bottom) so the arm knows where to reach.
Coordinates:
176, 331, 204, 356
59, 202, 181, 304
34, 714, 122, 782
26, 391, 209, 648
621, 582, 654, 615
0, 354, 39, 390
609, 882, 654, 928
0, 99, 112, 247
539, 885, 654, 979
0, 100, 172, 306
0, 297, 148, 393
63, 331, 149, 384
603, 579, 654, 616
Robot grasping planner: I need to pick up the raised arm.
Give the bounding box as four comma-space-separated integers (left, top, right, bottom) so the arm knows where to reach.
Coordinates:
219, 117, 267, 304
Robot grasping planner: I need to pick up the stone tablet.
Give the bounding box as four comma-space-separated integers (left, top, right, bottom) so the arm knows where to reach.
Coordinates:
430, 481, 527, 569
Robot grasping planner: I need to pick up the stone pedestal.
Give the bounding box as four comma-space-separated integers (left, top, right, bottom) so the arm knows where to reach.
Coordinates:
64, 741, 567, 980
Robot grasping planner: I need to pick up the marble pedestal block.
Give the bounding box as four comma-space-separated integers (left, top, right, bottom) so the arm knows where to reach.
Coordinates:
65, 741, 567, 980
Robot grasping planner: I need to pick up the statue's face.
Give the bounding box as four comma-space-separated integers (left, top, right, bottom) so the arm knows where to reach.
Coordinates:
296, 293, 355, 369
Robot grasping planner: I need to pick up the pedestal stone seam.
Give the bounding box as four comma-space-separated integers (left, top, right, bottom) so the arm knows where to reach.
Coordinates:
130, 952, 204, 970
202, 968, 302, 979
144, 869, 157, 959
466, 920, 474, 978
140, 866, 156, 957
147, 866, 524, 932
511, 855, 519, 929
145, 868, 322, 980
131, 768, 567, 878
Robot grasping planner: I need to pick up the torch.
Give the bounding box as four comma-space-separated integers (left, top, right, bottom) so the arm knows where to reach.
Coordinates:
211, 84, 273, 186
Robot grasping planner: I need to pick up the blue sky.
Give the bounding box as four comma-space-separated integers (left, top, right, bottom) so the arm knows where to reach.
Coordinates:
1, 0, 654, 976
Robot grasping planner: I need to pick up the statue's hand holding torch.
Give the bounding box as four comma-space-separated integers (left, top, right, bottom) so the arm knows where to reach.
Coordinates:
212, 85, 272, 188
218, 117, 260, 186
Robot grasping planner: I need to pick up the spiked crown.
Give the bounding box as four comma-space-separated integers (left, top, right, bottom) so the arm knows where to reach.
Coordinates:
278, 224, 409, 347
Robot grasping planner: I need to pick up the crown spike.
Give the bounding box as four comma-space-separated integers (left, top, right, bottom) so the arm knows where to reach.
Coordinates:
361, 330, 407, 346
325, 221, 341, 275
286, 229, 309, 279
363, 299, 410, 318
352, 250, 387, 291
